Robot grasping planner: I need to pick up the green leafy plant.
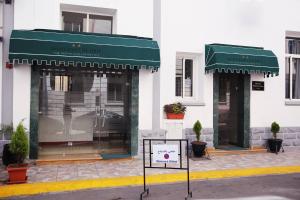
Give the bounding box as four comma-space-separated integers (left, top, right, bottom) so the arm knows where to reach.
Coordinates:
9, 121, 29, 165
193, 120, 202, 142
163, 102, 186, 114
271, 121, 280, 139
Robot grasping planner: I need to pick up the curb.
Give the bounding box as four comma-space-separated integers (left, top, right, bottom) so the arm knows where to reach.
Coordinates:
1, 165, 300, 198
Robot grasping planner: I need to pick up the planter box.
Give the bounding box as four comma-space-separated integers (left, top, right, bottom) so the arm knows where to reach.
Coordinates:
7, 164, 28, 184
166, 113, 184, 119
164, 119, 183, 139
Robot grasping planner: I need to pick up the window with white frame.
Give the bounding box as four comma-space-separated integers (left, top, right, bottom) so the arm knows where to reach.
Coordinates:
285, 36, 300, 100
175, 56, 194, 98
62, 11, 113, 34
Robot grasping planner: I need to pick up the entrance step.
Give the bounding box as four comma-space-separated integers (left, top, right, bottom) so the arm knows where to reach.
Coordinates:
35, 154, 133, 165
208, 147, 267, 156
36, 153, 103, 165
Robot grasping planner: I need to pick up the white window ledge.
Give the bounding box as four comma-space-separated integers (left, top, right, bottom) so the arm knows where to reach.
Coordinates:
285, 100, 300, 106
182, 102, 205, 106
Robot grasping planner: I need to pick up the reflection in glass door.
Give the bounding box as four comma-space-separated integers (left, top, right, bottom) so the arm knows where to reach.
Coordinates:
38, 70, 130, 159
218, 73, 244, 149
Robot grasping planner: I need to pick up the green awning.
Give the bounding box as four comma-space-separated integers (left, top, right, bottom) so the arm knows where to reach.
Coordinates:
9, 29, 160, 70
205, 44, 279, 75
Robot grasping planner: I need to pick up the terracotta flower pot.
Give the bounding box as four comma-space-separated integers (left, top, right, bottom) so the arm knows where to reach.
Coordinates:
7, 163, 28, 184
166, 113, 184, 119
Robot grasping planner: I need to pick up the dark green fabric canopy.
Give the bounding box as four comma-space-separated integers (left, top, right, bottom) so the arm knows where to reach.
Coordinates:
9, 29, 160, 70
205, 44, 279, 75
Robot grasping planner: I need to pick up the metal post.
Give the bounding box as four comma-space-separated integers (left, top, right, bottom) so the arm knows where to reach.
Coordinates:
179, 141, 182, 168
143, 139, 146, 191
187, 140, 190, 196
149, 140, 152, 167
140, 139, 149, 200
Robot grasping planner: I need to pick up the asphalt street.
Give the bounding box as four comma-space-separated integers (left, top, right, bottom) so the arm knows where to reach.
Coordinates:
6, 173, 300, 200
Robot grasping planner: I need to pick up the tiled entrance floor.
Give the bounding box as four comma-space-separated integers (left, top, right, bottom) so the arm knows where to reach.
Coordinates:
1, 148, 300, 184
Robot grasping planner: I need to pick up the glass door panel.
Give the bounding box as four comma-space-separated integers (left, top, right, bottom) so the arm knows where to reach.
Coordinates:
218, 73, 244, 148
38, 70, 130, 159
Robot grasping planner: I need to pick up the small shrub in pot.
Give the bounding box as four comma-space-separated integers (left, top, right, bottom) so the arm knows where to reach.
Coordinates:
267, 121, 282, 154
6, 121, 29, 184
191, 120, 207, 157
271, 121, 280, 139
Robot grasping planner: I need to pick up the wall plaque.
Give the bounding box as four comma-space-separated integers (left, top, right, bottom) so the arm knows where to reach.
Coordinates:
252, 81, 264, 91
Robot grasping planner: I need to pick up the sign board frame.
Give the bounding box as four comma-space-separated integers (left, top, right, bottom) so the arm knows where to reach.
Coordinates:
140, 139, 192, 200
252, 81, 264, 91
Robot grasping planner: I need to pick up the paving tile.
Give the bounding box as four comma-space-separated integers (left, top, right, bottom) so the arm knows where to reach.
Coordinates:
1, 150, 300, 184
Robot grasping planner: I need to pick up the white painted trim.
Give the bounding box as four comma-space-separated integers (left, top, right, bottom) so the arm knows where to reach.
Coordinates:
182, 102, 205, 106
60, 4, 116, 17
60, 5, 114, 34
286, 54, 300, 58
175, 52, 203, 103
285, 100, 300, 106
86, 13, 89, 32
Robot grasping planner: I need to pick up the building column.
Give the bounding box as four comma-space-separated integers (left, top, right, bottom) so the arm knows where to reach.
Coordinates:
130, 70, 139, 156
29, 67, 39, 159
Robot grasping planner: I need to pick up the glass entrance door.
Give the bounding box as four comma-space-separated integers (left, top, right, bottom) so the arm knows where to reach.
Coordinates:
218, 73, 245, 149
38, 70, 130, 159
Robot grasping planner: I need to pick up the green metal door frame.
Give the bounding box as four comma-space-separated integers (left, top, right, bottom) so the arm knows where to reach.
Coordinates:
213, 73, 250, 149
29, 67, 139, 159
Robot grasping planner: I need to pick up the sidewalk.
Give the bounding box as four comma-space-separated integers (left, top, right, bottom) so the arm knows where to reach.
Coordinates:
0, 148, 300, 198
2, 148, 300, 183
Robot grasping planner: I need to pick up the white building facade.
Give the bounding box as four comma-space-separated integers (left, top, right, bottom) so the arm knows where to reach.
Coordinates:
153, 0, 300, 150
1, 0, 300, 159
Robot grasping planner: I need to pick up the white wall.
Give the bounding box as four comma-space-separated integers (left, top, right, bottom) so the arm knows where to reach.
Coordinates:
13, 65, 31, 130
13, 0, 300, 132
158, 0, 300, 129
139, 70, 153, 130
14, 0, 153, 38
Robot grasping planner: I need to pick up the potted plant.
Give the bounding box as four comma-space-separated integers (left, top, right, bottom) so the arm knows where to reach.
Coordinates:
6, 121, 29, 184
164, 102, 186, 119
191, 120, 207, 157
1, 123, 17, 166
267, 121, 282, 153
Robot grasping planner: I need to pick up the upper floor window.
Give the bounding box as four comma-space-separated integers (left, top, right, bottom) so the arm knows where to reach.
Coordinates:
176, 57, 194, 98
285, 36, 300, 100
62, 11, 112, 34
